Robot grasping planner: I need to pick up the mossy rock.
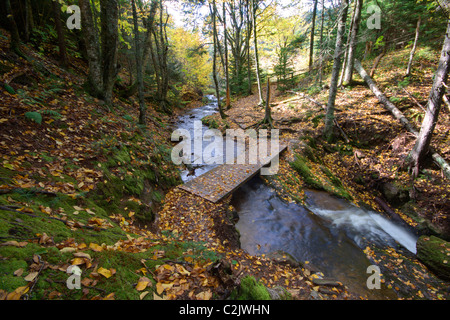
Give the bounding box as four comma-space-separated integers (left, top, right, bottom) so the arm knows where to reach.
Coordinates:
232, 276, 271, 300
416, 236, 450, 281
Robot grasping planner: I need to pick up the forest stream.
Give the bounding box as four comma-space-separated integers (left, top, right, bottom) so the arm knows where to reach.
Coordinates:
172, 97, 443, 300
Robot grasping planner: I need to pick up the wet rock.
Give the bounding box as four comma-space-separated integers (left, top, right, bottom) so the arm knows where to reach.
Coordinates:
312, 278, 342, 287
416, 236, 450, 281
266, 250, 300, 268
380, 181, 410, 207
266, 286, 291, 300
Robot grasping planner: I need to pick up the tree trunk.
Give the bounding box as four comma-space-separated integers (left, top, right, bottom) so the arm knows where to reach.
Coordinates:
121, 0, 158, 99
262, 78, 273, 128
406, 17, 421, 77
309, 0, 318, 72
246, 0, 253, 95
100, 0, 119, 105
342, 0, 363, 85
131, 0, 146, 125
79, 0, 103, 98
25, 0, 34, 42
224, 2, 231, 110
251, 0, 264, 106
318, 0, 325, 86
211, 0, 226, 119
409, 18, 450, 178
52, 0, 68, 68
354, 59, 450, 180
324, 0, 349, 141
5, 0, 22, 56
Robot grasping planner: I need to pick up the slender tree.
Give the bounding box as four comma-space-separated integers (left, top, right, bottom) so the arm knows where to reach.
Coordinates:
131, 0, 146, 125
406, 17, 421, 77
342, 0, 363, 85
324, 0, 349, 141
309, 0, 319, 72
251, 0, 264, 105
224, 2, 231, 109
100, 0, 119, 105
409, 13, 450, 178
211, 0, 226, 119
5, 0, 22, 56
52, 0, 68, 68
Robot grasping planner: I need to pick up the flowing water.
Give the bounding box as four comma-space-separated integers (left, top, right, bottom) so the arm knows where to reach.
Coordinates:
174, 97, 420, 299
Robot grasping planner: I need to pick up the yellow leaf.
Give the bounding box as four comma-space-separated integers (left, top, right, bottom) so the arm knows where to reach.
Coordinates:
103, 293, 115, 300
135, 277, 151, 291
6, 286, 29, 300
89, 243, 103, 252
98, 267, 114, 279
196, 290, 212, 300
156, 282, 164, 295
71, 257, 86, 266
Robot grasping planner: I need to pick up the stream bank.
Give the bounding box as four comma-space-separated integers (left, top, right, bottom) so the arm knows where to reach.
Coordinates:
185, 94, 449, 300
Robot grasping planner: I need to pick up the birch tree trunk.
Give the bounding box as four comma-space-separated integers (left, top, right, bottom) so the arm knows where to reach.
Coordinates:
409, 18, 450, 178
309, 0, 318, 72
246, 0, 253, 95
224, 2, 231, 110
211, 0, 226, 119
324, 0, 349, 141
406, 17, 421, 77
251, 0, 264, 105
354, 59, 450, 180
342, 0, 363, 85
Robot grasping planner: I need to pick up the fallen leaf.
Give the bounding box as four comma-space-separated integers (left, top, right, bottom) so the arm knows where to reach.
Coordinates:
139, 291, 149, 300
135, 277, 152, 291
73, 252, 91, 260
153, 292, 164, 300
6, 286, 29, 300
1, 240, 28, 247
89, 243, 103, 252
156, 282, 164, 295
103, 293, 115, 300
98, 267, 115, 279
24, 272, 39, 282
196, 290, 212, 300
48, 291, 62, 299
71, 257, 86, 266
14, 268, 24, 277
60, 247, 76, 254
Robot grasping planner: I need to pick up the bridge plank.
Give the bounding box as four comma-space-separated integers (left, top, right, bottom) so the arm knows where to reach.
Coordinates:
179, 144, 287, 203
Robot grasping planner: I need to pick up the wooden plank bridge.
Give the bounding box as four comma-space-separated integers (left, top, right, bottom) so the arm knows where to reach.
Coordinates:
179, 144, 287, 203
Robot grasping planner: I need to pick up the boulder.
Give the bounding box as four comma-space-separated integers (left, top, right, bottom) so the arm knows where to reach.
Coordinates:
416, 236, 450, 281
266, 250, 300, 268
380, 181, 410, 207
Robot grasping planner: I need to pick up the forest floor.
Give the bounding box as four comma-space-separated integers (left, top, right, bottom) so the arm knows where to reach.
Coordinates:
212, 46, 450, 239
0, 29, 449, 301
0, 29, 353, 301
